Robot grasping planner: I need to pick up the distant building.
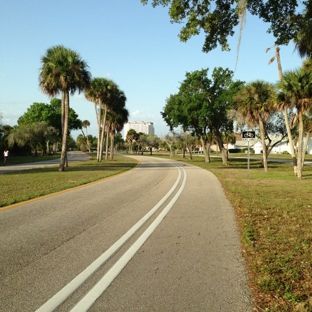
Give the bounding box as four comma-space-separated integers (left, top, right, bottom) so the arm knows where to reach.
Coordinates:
123, 121, 155, 138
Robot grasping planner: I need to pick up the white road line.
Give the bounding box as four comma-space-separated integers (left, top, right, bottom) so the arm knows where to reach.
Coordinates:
70, 167, 187, 312
35, 164, 183, 312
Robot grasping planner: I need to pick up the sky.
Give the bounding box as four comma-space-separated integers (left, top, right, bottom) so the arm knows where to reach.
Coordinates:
0, 1, 304, 140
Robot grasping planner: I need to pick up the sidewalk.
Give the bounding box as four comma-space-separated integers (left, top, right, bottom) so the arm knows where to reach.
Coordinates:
0, 151, 91, 174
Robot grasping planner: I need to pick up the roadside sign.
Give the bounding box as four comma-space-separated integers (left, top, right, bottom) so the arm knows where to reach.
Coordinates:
242, 131, 256, 139
241, 131, 255, 179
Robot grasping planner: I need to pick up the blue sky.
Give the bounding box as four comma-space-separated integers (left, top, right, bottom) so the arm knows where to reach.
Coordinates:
0, 1, 304, 139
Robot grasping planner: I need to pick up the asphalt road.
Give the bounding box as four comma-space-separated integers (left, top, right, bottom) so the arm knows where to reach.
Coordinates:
0, 154, 253, 312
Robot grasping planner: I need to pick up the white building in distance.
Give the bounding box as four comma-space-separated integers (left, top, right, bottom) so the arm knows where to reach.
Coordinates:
123, 121, 155, 138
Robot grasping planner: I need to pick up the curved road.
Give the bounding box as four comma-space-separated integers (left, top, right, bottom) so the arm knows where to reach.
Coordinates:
0, 155, 253, 311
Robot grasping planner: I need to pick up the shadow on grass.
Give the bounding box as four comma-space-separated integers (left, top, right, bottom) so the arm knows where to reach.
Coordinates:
2, 162, 137, 175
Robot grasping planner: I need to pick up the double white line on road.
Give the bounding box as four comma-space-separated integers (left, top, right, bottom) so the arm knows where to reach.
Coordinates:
36, 164, 187, 312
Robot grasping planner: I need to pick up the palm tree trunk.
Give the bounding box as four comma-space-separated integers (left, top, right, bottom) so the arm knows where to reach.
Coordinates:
96, 100, 101, 161
297, 111, 304, 178
110, 132, 115, 160
259, 117, 268, 172
59, 91, 69, 171
302, 131, 310, 168
86, 127, 91, 153
275, 47, 298, 175
99, 105, 107, 161
105, 129, 109, 160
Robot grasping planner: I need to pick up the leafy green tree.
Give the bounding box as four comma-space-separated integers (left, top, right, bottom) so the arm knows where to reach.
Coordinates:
162, 67, 242, 164
277, 68, 312, 178
7, 122, 57, 156
163, 132, 177, 157
39, 45, 91, 171
114, 133, 126, 152
18, 99, 82, 141
141, 0, 303, 52
144, 134, 160, 155
294, 2, 312, 58
263, 111, 290, 155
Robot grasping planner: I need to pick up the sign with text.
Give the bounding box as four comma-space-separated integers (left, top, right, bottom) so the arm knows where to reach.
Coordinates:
242, 131, 256, 139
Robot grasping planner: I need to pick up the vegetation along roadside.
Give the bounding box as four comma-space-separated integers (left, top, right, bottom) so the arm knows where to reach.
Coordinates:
0, 155, 137, 208
151, 153, 312, 312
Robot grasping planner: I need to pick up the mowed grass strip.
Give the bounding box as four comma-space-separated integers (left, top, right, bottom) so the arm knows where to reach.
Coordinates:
0, 155, 137, 207
150, 153, 312, 312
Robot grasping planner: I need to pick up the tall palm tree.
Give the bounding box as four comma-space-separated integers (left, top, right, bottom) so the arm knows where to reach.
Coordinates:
39, 45, 91, 171
105, 88, 127, 160
81, 120, 91, 152
267, 45, 298, 175
277, 69, 312, 178
234, 80, 277, 172
106, 105, 129, 160
85, 78, 118, 161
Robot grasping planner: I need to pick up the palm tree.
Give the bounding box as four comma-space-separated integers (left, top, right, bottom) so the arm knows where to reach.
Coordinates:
81, 120, 91, 152
39, 45, 91, 171
126, 129, 138, 154
277, 69, 312, 178
267, 45, 298, 175
85, 78, 118, 161
104, 90, 128, 160
234, 80, 277, 172
106, 106, 129, 160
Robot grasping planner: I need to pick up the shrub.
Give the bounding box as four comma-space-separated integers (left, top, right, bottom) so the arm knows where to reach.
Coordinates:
229, 148, 241, 153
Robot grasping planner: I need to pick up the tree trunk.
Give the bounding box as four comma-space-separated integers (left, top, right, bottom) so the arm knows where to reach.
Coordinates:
96, 100, 101, 161
110, 132, 115, 160
302, 131, 310, 168
275, 47, 297, 175
216, 135, 227, 165
105, 130, 109, 160
46, 141, 50, 155
259, 117, 268, 172
99, 104, 108, 161
59, 91, 69, 171
296, 111, 304, 178
188, 146, 193, 159
200, 136, 210, 163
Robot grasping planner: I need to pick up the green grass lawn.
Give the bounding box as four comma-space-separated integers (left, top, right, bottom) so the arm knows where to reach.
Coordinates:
1, 152, 312, 311
151, 153, 312, 312
0, 154, 137, 207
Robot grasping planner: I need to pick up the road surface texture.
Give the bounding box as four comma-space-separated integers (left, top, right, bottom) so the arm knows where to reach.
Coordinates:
0, 154, 253, 311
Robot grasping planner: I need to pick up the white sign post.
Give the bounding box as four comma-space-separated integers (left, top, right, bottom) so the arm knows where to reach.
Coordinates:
242, 131, 256, 179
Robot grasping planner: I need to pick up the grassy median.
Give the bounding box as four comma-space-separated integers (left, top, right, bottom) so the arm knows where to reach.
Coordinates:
0, 154, 137, 207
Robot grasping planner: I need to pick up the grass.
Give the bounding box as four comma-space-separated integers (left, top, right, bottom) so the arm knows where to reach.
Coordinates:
0, 154, 137, 207
151, 153, 312, 312
1, 152, 312, 311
